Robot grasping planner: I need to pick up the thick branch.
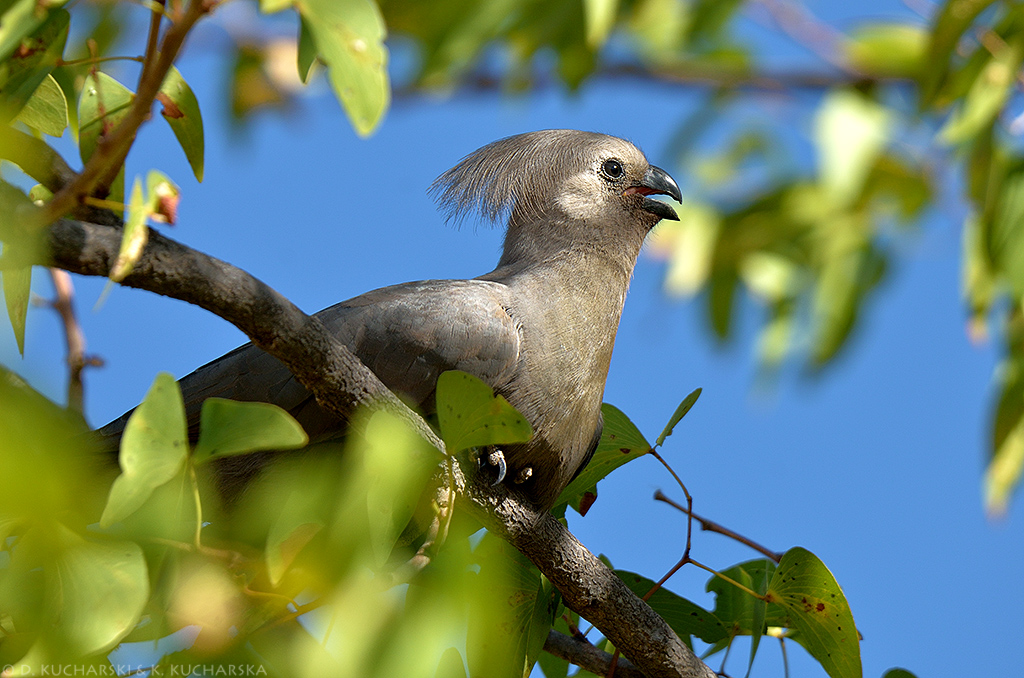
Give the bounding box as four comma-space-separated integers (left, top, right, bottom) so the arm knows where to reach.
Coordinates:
45, 218, 714, 678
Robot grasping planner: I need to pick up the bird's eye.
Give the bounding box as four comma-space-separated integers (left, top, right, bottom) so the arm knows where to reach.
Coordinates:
601, 159, 624, 179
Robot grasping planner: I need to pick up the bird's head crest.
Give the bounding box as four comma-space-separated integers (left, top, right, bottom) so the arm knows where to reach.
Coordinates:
430, 129, 619, 226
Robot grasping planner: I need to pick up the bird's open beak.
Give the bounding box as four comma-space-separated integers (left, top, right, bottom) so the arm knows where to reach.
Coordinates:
623, 165, 682, 221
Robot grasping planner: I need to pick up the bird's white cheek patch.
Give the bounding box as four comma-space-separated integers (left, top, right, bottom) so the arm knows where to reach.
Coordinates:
555, 173, 607, 218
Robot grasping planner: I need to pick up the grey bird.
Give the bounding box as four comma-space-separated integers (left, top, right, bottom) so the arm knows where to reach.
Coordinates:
99, 129, 682, 510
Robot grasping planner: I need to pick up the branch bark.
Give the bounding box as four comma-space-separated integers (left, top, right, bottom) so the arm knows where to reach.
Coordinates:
544, 630, 646, 678
44, 218, 716, 678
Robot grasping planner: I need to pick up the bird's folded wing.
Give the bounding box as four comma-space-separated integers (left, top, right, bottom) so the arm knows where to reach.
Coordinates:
99, 279, 521, 447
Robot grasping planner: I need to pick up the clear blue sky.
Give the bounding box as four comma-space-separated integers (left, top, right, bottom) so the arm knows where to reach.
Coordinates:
2, 2, 1021, 676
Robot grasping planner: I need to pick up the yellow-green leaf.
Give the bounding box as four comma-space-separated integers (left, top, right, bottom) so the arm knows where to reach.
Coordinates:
16, 73, 67, 136
583, 0, 619, 48
655, 387, 701, 448
844, 23, 926, 78
920, 0, 999, 106
2, 263, 31, 355
78, 72, 133, 202
298, 16, 318, 83
295, 0, 389, 136
110, 177, 148, 283
815, 89, 890, 208
259, 0, 292, 13
193, 397, 308, 464
435, 370, 533, 455
556, 403, 650, 514
100, 373, 188, 527
158, 66, 205, 182
48, 526, 149, 655
766, 547, 861, 678
0, 7, 68, 124
940, 34, 1024, 146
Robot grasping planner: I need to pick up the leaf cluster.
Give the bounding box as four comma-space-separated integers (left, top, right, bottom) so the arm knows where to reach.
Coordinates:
0, 368, 913, 677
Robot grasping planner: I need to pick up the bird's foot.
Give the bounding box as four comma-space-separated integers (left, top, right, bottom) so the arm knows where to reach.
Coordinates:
475, 447, 507, 485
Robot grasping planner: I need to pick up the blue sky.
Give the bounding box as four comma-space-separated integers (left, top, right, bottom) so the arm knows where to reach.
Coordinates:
2, 2, 1022, 676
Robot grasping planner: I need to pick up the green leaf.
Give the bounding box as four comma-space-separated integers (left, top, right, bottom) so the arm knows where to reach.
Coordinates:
986, 413, 1024, 515
583, 0, 618, 48
940, 34, 1024, 145
920, 0, 999, 106
158, 66, 205, 182
435, 647, 468, 678
468, 533, 555, 678
193, 398, 308, 465
265, 494, 324, 586
706, 559, 783, 636
295, 0, 389, 136
616, 571, 727, 644
110, 176, 148, 283
815, 89, 890, 208
361, 409, 440, 567
765, 547, 861, 678
651, 201, 720, 297
47, 525, 149, 655
963, 214, 997, 330
747, 569, 768, 677
0, 8, 69, 125
0, 10, 67, 112
16, 73, 67, 136
0, 0, 47, 61
844, 23, 927, 78
708, 270, 738, 340
557, 403, 650, 514
298, 16, 318, 83
435, 370, 533, 455
882, 669, 919, 678
2, 262, 30, 355
987, 163, 1024, 297
259, 0, 292, 13
78, 71, 134, 203
100, 372, 188, 527
655, 388, 701, 447
986, 341, 1024, 515
810, 238, 885, 366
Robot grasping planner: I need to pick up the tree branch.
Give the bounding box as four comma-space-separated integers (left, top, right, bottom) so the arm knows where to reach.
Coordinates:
543, 630, 646, 678
44, 218, 715, 678
464, 479, 716, 678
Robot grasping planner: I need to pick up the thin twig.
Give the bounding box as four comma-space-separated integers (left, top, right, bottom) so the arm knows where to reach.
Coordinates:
46, 269, 101, 415
139, 0, 167, 86
655, 490, 783, 562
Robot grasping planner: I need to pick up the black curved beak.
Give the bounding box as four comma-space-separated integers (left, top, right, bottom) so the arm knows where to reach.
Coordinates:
624, 165, 682, 221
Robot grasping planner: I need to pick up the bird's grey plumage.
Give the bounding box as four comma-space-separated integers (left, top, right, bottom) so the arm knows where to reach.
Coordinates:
98, 129, 681, 509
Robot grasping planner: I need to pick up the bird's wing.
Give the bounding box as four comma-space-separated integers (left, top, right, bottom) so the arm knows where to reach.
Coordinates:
100, 279, 521, 446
